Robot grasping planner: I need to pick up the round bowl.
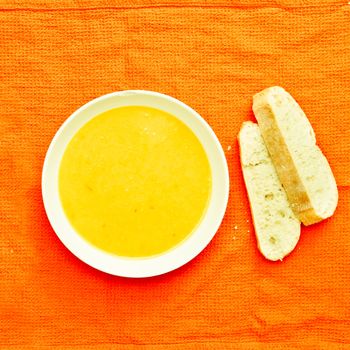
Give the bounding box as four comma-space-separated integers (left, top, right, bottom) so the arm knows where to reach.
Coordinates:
42, 90, 229, 278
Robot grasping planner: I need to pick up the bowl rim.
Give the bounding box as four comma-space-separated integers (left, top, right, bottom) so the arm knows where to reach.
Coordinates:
42, 90, 230, 278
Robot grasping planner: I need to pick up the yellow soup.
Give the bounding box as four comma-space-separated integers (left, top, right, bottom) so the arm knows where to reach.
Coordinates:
59, 106, 212, 257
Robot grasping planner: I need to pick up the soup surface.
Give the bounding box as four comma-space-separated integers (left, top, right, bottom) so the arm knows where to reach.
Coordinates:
59, 106, 212, 257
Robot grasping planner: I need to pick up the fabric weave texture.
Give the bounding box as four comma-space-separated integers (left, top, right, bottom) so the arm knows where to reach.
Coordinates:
0, 1, 349, 348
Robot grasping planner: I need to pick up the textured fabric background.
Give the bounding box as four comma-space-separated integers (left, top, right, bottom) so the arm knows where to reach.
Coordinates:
1, 0, 350, 348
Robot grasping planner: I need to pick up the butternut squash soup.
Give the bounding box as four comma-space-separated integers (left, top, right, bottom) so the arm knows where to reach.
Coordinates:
59, 106, 212, 257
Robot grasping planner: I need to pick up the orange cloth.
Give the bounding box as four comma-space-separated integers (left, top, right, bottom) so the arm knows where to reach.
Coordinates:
1, 1, 350, 348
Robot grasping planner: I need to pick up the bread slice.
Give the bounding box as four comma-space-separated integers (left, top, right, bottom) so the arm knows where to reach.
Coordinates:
238, 121, 301, 261
253, 86, 338, 225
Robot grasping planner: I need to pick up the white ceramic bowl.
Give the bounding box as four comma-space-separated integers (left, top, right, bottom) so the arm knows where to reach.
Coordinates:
42, 90, 229, 278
